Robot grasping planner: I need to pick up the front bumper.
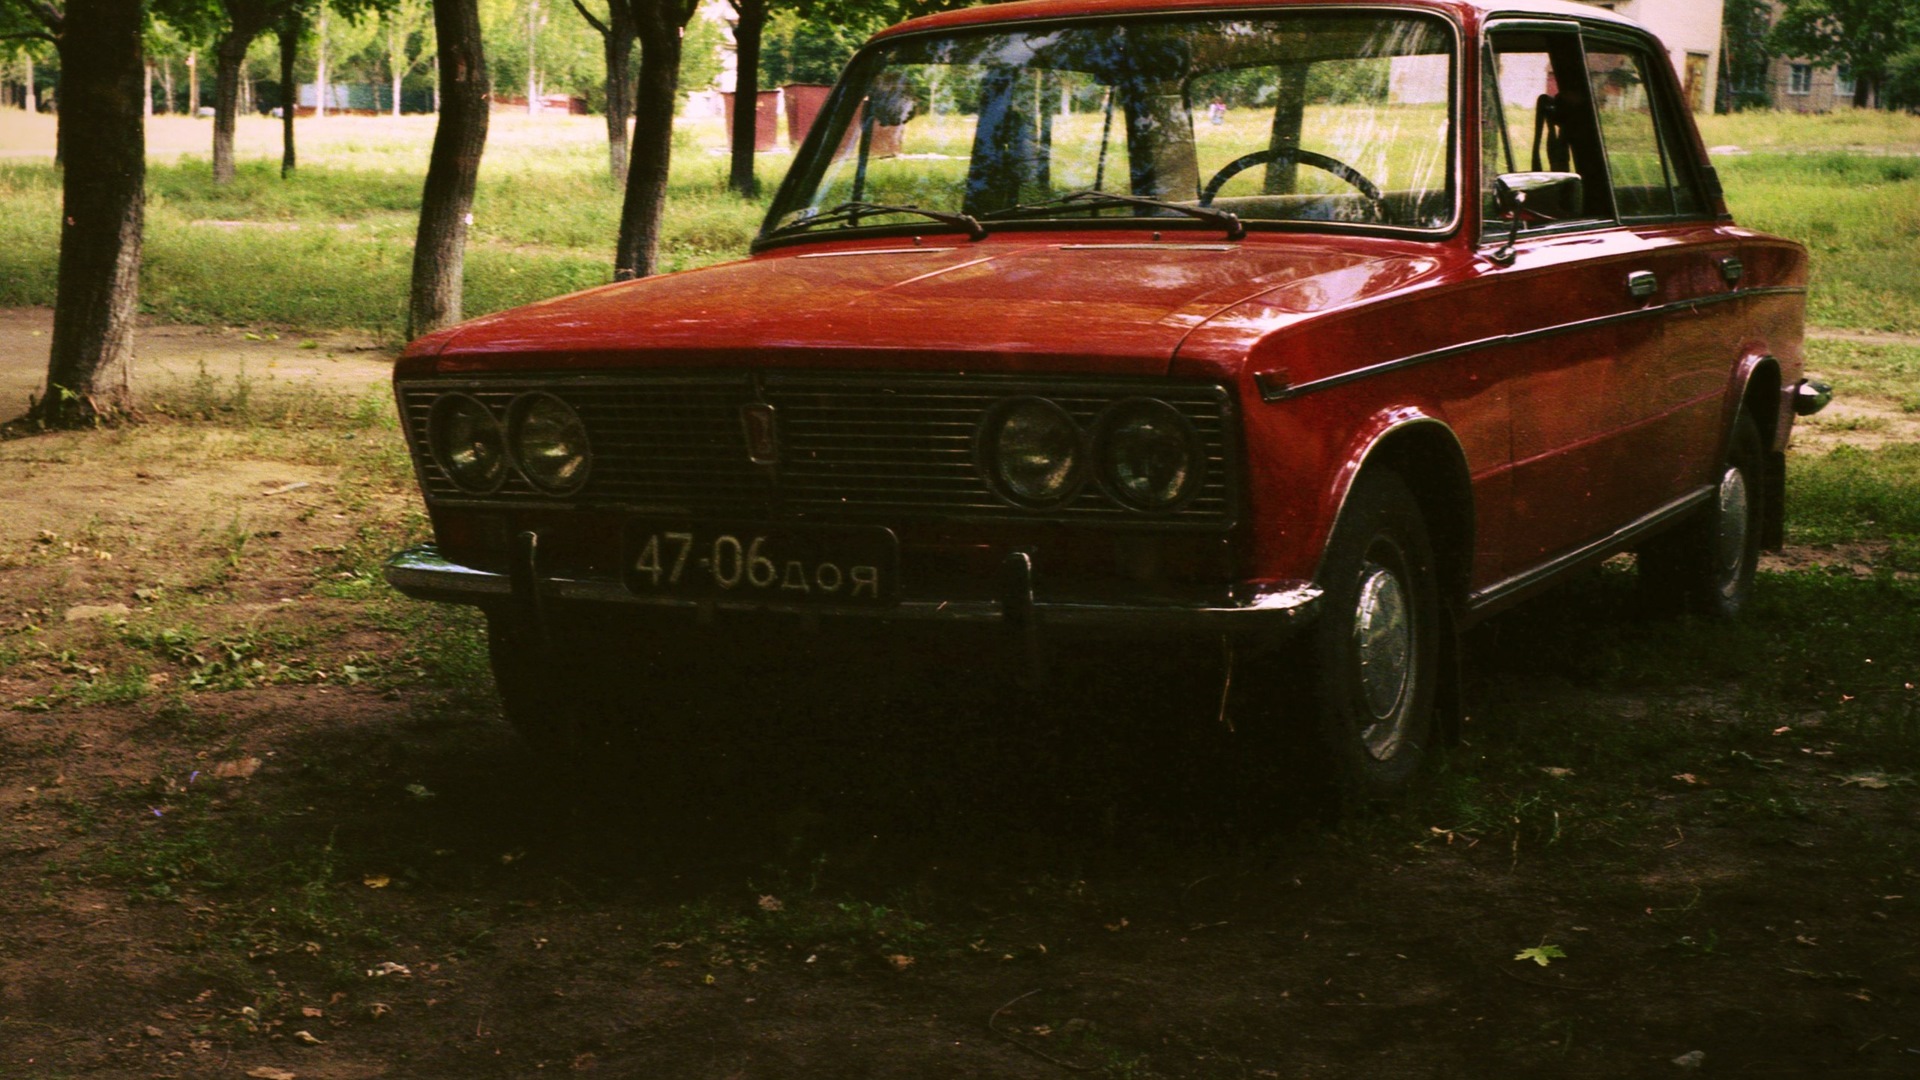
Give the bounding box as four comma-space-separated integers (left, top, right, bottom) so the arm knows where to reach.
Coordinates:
383, 542, 1322, 636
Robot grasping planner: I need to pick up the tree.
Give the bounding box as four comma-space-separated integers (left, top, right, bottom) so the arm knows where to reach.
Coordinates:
408, 0, 487, 336
208, 0, 292, 182
277, 8, 300, 174
571, 0, 637, 183
612, 0, 696, 280
1770, 0, 1920, 108
1718, 0, 1773, 112
381, 0, 433, 115
1889, 46, 1920, 112
726, 0, 765, 197
0, 0, 146, 428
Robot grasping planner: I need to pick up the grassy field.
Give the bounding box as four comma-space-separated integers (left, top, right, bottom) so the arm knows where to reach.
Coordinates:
2, 108, 1918, 337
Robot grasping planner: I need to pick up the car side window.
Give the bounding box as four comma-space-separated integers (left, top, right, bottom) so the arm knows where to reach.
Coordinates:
1583, 42, 1702, 220
1482, 27, 1613, 239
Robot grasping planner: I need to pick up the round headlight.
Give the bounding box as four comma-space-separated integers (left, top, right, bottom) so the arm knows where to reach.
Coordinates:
508, 393, 591, 494
982, 397, 1085, 507
1097, 399, 1200, 511
428, 393, 507, 493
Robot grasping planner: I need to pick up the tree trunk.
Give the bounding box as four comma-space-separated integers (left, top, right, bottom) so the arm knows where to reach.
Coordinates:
615, 4, 686, 280
317, 2, 329, 118
144, 62, 154, 117
212, 30, 252, 183
29, 0, 145, 427
188, 51, 198, 115
390, 27, 403, 116
599, 3, 637, 185
279, 17, 299, 176
24, 50, 35, 113
162, 58, 174, 114
527, 0, 540, 115
727, 0, 766, 198
408, 0, 489, 338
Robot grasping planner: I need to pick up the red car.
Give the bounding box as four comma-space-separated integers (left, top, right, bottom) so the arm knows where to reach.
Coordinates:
387, 0, 1826, 799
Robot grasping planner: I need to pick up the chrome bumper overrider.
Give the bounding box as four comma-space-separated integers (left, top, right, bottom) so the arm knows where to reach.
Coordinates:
383, 543, 1321, 634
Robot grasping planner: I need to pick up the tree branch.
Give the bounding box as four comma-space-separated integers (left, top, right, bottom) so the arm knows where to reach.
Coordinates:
26, 0, 63, 32
570, 0, 609, 37
0, 29, 57, 42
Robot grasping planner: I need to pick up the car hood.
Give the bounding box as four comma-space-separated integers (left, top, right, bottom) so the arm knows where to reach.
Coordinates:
419, 237, 1406, 378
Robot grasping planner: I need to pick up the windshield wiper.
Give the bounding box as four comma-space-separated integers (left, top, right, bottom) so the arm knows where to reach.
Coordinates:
979, 190, 1245, 241
768, 201, 986, 241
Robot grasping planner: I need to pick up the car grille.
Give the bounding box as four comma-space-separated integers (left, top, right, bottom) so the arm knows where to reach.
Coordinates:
397, 372, 1239, 528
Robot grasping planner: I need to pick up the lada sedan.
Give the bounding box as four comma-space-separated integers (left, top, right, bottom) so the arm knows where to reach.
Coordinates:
386, 0, 1826, 801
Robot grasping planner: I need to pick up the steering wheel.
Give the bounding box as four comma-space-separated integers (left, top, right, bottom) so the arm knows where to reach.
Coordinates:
1199, 148, 1387, 220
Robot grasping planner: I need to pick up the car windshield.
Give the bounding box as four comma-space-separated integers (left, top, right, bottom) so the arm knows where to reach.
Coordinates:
764, 11, 1457, 239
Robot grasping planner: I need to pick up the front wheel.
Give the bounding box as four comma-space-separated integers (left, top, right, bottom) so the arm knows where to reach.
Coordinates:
1304, 470, 1442, 803
1638, 414, 1764, 619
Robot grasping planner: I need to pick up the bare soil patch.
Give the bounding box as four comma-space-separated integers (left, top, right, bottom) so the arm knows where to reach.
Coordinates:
1, 309, 1916, 1078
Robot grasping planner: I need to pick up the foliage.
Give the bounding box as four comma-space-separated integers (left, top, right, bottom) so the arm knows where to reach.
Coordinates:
760, 7, 881, 86
678, 7, 723, 97
1888, 46, 1920, 112
1768, 0, 1920, 105
1718, 0, 1775, 112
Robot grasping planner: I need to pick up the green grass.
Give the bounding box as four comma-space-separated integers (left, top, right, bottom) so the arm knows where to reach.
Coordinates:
1803, 338, 1920, 406
1717, 152, 1920, 332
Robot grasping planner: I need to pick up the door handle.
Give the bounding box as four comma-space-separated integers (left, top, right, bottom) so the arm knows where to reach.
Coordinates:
1626, 270, 1658, 299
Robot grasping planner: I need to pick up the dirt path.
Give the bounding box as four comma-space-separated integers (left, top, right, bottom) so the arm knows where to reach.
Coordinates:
0, 307, 393, 417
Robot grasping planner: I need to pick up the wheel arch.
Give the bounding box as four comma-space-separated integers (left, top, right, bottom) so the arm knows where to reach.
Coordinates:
1732, 354, 1785, 550
1326, 415, 1475, 613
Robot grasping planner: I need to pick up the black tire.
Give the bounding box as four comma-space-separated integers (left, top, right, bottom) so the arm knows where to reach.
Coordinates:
1303, 470, 1442, 803
1638, 413, 1764, 619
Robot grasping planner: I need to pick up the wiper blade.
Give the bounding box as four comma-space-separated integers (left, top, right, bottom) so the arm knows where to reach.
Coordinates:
979, 190, 1244, 241
769, 201, 985, 241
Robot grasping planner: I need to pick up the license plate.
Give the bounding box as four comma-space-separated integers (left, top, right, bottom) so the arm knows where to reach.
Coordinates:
622, 522, 899, 604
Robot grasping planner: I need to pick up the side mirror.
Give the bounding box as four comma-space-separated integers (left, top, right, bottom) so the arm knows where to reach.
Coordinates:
1489, 171, 1583, 266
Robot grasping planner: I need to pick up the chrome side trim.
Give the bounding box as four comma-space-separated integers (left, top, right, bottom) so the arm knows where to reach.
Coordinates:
1261, 285, 1809, 403
384, 544, 1321, 632
1466, 485, 1712, 614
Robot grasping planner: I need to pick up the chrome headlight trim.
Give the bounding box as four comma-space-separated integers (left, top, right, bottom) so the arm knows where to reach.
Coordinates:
427, 392, 508, 494
1095, 397, 1202, 512
977, 395, 1088, 508
507, 392, 592, 495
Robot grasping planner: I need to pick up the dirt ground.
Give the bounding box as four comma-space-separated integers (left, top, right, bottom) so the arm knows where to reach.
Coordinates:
1, 310, 1917, 1078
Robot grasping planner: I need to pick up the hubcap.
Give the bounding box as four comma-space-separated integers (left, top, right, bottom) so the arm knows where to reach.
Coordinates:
1352, 560, 1414, 760
1713, 464, 1750, 599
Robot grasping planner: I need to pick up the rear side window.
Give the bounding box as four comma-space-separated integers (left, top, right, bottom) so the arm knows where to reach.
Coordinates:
1583, 42, 1705, 220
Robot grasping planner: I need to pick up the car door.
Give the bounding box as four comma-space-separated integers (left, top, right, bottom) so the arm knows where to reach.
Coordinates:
1578, 32, 1728, 517
1477, 23, 1652, 574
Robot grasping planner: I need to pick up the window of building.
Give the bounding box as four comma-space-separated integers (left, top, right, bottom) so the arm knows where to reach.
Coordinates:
1789, 63, 1813, 95
1836, 65, 1855, 97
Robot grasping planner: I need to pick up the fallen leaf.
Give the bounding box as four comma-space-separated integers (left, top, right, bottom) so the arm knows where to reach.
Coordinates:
1671, 773, 1700, 785
887, 953, 915, 971
757, 894, 784, 912
293, 1030, 323, 1046
143, 1025, 164, 1038
261, 482, 311, 497
1672, 1050, 1705, 1069
363, 874, 391, 889
367, 1003, 392, 1020
1514, 945, 1566, 967
1840, 774, 1890, 790
405, 783, 435, 800
212, 758, 262, 780
300, 1007, 323, 1019
246, 1069, 296, 1080
366, 961, 411, 978
1540, 766, 1574, 779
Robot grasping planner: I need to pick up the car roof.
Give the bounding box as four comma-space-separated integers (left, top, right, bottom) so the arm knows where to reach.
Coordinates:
874, 0, 1641, 42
